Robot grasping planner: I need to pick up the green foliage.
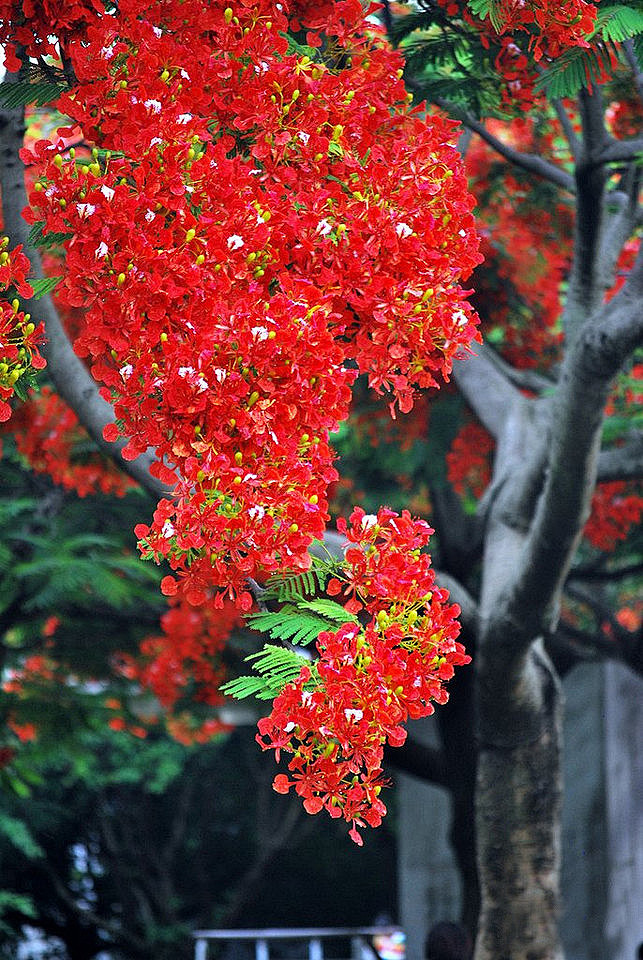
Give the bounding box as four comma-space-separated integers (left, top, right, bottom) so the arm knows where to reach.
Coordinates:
10, 368, 41, 403
14, 530, 159, 614
221, 643, 315, 700
224, 551, 357, 701
280, 31, 320, 61
394, 0, 643, 110
0, 444, 165, 776
536, 5, 643, 99
246, 597, 356, 647
0, 811, 43, 859
390, 7, 505, 116
535, 41, 617, 100
596, 4, 643, 44
0, 81, 65, 108
0, 891, 37, 939
601, 351, 643, 442
28, 220, 73, 249
29, 275, 62, 300
466, 0, 505, 33
262, 554, 334, 602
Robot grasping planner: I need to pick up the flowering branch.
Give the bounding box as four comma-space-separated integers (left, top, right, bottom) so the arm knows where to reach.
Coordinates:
597, 433, 643, 482
433, 98, 576, 193
509, 247, 643, 641
0, 90, 167, 498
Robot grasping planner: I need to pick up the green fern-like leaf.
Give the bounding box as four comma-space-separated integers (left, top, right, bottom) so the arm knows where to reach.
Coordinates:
595, 4, 643, 44
296, 598, 358, 623
245, 605, 331, 646
535, 41, 619, 100
14, 533, 159, 614
466, 0, 506, 33
263, 568, 325, 603
28, 221, 73, 249
0, 81, 65, 108
536, 5, 643, 99
402, 34, 473, 75
262, 550, 344, 603
221, 644, 313, 700
29, 275, 63, 300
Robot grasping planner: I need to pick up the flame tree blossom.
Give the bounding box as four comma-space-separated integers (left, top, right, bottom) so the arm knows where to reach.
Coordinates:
257, 507, 469, 843
15, 0, 482, 608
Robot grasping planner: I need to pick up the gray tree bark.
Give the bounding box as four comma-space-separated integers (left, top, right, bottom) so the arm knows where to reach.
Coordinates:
452, 82, 643, 957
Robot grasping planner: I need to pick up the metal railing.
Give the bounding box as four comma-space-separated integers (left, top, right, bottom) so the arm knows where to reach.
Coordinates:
193, 926, 403, 960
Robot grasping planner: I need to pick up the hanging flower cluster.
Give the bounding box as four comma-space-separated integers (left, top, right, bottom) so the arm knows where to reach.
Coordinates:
0, 0, 105, 68
257, 507, 469, 844
131, 597, 241, 713
10, 386, 134, 496
436, 0, 597, 108
111, 595, 241, 743
20, 0, 481, 609
465, 117, 572, 368
0, 239, 46, 422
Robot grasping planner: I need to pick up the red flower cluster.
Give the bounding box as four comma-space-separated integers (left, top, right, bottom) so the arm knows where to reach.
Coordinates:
0, 239, 46, 422
584, 481, 643, 552
9, 386, 134, 496
465, 120, 572, 368
21, 0, 481, 608
112, 595, 240, 743
0, 0, 104, 69
437, 0, 597, 108
257, 507, 469, 843
446, 419, 494, 499
605, 238, 641, 304
133, 596, 241, 712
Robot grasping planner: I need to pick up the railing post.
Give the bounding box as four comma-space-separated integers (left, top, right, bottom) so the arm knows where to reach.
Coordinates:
309, 938, 323, 960
255, 938, 270, 960
195, 939, 208, 960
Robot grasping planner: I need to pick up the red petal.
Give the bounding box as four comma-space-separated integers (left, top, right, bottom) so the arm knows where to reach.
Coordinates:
272, 774, 291, 795
303, 796, 324, 814
103, 422, 119, 442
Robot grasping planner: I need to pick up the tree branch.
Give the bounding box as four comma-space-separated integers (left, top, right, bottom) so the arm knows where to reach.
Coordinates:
484, 347, 557, 394
452, 344, 526, 439
623, 39, 643, 104
551, 97, 581, 161
508, 248, 643, 640
562, 86, 609, 342
598, 136, 643, 164
431, 97, 576, 192
383, 734, 449, 786
597, 172, 641, 295
597, 433, 643, 482
568, 559, 643, 583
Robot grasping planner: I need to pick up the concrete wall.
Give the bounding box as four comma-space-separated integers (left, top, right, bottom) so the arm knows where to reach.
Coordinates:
397, 663, 643, 960
397, 716, 461, 960
603, 663, 643, 960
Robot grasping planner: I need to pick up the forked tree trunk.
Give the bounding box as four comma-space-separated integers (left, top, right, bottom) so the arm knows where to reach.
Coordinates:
474, 639, 564, 960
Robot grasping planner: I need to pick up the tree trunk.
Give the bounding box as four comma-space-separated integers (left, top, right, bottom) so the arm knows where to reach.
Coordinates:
475, 640, 564, 960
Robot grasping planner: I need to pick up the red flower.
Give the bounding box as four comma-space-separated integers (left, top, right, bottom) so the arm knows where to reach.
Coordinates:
258, 506, 469, 842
